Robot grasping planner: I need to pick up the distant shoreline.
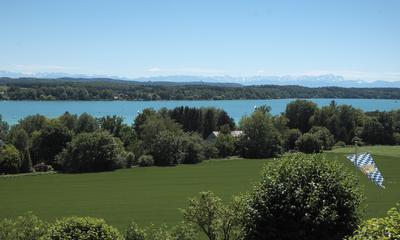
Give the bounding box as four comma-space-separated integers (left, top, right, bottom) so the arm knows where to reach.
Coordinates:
1, 77, 400, 101
1, 97, 400, 101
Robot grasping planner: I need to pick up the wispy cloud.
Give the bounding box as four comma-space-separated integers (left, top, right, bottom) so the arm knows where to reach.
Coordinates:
10, 64, 79, 74
147, 67, 227, 75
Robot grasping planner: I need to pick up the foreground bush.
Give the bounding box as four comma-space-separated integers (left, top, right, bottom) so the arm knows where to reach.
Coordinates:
349, 203, 400, 240
181, 191, 246, 240
56, 131, 126, 173
44, 216, 122, 240
125, 221, 196, 240
244, 153, 363, 240
0, 212, 48, 240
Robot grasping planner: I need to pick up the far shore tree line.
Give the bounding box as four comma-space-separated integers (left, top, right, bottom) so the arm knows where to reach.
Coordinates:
0, 153, 399, 240
1, 100, 400, 174
1, 77, 400, 100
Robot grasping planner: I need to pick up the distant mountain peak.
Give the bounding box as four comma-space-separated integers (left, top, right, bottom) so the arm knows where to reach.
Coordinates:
0, 70, 399, 88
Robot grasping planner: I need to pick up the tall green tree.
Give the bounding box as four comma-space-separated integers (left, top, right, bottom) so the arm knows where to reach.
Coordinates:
202, 109, 217, 138
150, 131, 183, 166
134, 108, 158, 134
285, 100, 317, 133
76, 113, 98, 133
97, 115, 124, 137
17, 114, 48, 136
58, 112, 78, 132
11, 129, 32, 172
238, 106, 282, 158
0, 144, 21, 174
0, 114, 9, 140
361, 117, 384, 145
31, 122, 73, 166
181, 133, 205, 164
214, 133, 236, 157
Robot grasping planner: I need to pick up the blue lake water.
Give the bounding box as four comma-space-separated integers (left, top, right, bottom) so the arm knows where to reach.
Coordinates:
0, 99, 399, 125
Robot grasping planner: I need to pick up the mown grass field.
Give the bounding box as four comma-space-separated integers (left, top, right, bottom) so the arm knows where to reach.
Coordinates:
0, 146, 399, 231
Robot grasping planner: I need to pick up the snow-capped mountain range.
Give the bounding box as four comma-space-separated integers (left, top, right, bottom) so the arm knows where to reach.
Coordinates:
1, 70, 400, 88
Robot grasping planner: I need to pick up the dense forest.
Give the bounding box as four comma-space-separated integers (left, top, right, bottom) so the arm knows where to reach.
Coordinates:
1, 77, 400, 100
2, 100, 400, 175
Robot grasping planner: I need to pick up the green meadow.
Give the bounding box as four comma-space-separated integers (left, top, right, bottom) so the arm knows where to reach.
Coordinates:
0, 146, 399, 231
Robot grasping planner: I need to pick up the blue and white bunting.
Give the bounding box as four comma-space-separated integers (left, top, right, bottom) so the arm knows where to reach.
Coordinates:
346, 153, 385, 188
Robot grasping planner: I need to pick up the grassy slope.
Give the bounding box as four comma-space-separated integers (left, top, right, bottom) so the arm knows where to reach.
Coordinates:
0, 146, 399, 231
0, 159, 268, 230
329, 145, 400, 218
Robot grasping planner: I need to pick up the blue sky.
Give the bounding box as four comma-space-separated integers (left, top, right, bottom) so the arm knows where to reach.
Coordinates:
1, 0, 399, 80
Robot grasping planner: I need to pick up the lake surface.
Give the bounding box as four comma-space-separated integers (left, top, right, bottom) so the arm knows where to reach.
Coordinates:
1, 99, 399, 125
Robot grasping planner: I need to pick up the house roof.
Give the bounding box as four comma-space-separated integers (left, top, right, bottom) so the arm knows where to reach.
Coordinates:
210, 130, 243, 138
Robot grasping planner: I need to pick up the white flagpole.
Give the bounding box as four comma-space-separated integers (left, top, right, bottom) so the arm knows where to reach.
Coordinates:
352, 136, 360, 178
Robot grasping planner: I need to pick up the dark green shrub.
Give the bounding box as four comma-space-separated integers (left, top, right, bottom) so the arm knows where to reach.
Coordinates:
393, 132, 400, 145
203, 144, 218, 159
349, 203, 400, 240
284, 128, 302, 151
244, 153, 364, 240
334, 140, 346, 148
310, 126, 335, 150
33, 162, 53, 172
138, 155, 154, 167
296, 133, 322, 153
0, 144, 21, 174
0, 212, 48, 240
126, 152, 136, 167
56, 131, 126, 173
44, 216, 122, 240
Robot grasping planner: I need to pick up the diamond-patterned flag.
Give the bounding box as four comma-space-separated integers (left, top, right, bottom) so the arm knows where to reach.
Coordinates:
346, 153, 385, 188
